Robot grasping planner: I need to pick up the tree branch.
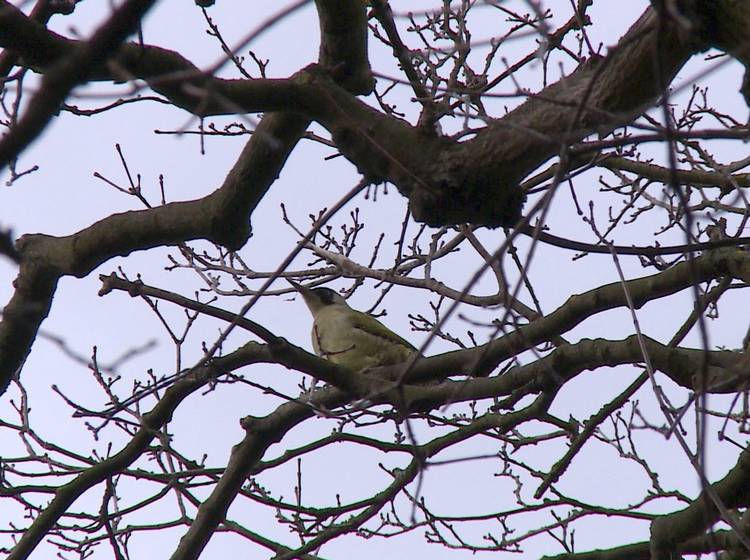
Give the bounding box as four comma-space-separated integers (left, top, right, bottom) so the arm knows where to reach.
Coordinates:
0, 112, 309, 395
7, 342, 271, 560
650, 444, 750, 560
1, 3, 733, 227
0, 0, 157, 170
406, 247, 750, 379
314, 0, 374, 94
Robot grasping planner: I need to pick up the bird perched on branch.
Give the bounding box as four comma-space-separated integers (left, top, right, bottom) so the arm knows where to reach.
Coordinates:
288, 280, 418, 372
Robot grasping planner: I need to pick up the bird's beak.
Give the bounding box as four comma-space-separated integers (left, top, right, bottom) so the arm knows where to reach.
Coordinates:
286, 278, 315, 305
286, 278, 307, 293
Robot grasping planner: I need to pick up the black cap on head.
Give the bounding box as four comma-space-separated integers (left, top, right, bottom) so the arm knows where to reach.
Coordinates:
312, 288, 339, 306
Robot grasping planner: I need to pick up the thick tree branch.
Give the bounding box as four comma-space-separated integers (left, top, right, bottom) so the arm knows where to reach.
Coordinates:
4, 327, 745, 560
0, 112, 309, 394
0, 0, 157, 170
405, 247, 750, 379
167, 386, 348, 560
542, 528, 746, 560
169, 375, 555, 560
0, 0, 385, 397
386, 334, 748, 415
7, 342, 271, 560
314, 0, 374, 94
3, 2, 748, 558
0, 0, 75, 79
0, 0, 376, 397
650, 444, 750, 560
99, 270, 750, 408
535, 277, 732, 500
652, 0, 750, 106
1, 4, 736, 227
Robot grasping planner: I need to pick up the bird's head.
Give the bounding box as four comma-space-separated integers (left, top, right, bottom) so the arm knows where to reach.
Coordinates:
287, 280, 348, 315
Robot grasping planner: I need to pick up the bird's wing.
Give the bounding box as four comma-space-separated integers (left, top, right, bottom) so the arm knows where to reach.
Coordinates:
349, 310, 418, 352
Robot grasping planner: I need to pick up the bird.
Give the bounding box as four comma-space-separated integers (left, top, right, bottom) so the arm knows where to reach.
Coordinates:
288, 280, 418, 372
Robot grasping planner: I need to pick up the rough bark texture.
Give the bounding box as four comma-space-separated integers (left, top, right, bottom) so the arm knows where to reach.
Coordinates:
1, 2, 750, 559
4, 3, 748, 227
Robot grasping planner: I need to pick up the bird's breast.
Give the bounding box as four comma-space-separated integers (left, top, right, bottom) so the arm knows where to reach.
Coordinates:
311, 308, 414, 371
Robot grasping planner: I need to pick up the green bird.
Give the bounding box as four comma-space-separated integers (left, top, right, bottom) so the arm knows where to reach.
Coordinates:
288, 280, 418, 372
